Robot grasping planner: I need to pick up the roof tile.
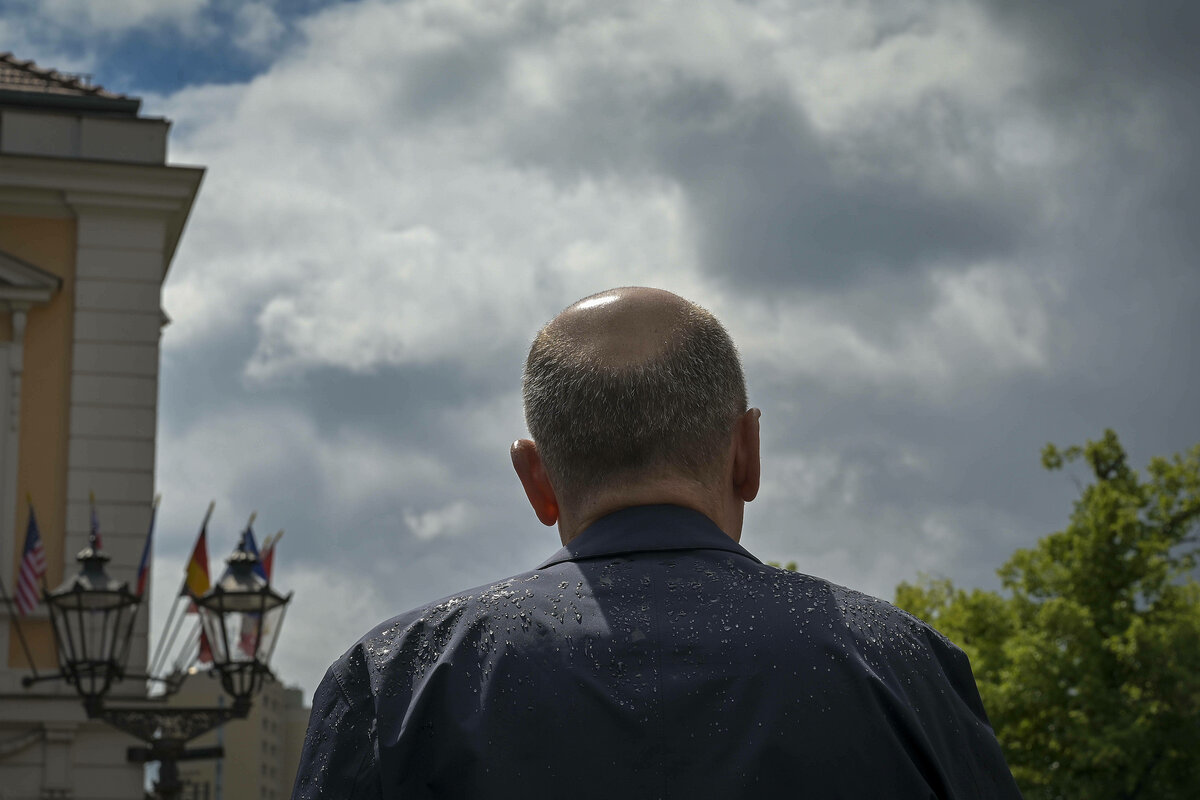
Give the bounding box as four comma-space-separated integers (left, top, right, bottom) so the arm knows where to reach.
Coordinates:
0, 52, 130, 100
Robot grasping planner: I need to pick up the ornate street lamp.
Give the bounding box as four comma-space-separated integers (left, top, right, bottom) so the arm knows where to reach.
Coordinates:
194, 544, 292, 707
24, 524, 292, 800
42, 537, 140, 712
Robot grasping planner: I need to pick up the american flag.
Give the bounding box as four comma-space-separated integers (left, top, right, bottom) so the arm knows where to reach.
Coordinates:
15, 507, 46, 615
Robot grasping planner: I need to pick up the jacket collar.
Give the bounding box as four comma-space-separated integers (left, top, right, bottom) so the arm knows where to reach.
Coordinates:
536, 504, 761, 569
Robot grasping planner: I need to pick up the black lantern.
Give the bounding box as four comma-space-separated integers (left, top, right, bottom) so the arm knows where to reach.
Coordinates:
43, 539, 140, 709
194, 545, 292, 704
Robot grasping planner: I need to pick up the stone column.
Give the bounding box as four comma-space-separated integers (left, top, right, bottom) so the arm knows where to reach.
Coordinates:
40, 723, 76, 800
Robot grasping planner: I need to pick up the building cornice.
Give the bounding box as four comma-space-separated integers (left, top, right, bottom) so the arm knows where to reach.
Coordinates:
0, 153, 205, 279
0, 88, 141, 116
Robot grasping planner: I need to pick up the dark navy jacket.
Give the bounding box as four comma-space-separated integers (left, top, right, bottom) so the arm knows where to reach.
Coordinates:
293, 505, 1021, 798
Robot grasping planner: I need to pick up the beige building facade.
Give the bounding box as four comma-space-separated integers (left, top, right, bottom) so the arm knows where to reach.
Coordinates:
167, 674, 309, 800
0, 54, 202, 799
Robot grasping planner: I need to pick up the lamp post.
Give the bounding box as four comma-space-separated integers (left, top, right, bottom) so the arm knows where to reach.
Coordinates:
27, 530, 292, 800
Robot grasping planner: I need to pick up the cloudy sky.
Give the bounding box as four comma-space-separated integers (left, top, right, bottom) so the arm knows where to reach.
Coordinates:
4, 0, 1198, 700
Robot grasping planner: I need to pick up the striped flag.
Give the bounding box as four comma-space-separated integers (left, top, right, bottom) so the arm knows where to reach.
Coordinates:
261, 531, 283, 583
15, 505, 46, 615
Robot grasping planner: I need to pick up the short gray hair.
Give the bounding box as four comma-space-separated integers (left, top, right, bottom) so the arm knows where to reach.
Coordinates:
522, 299, 747, 499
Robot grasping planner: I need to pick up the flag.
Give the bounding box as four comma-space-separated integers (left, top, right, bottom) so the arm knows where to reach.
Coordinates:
236, 525, 267, 657
242, 525, 267, 581
261, 530, 282, 583
238, 611, 261, 658
181, 524, 210, 611
261, 542, 276, 583
15, 505, 46, 616
135, 499, 158, 598
88, 490, 102, 550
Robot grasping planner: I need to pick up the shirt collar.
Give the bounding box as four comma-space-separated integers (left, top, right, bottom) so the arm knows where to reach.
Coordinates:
536, 504, 762, 569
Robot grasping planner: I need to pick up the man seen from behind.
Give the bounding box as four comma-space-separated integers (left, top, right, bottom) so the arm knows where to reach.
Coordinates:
292, 286, 1022, 799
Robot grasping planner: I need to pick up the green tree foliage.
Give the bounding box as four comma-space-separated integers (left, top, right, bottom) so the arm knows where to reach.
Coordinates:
895, 430, 1200, 799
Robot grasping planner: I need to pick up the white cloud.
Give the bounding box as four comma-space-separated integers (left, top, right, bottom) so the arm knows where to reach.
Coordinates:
236, 179, 696, 379
155, 406, 454, 542
927, 262, 1054, 372
0, 24, 98, 76
269, 562, 389, 699
759, 451, 866, 509
770, 1, 1029, 136
157, 0, 1052, 397
156, 38, 708, 373
735, 261, 1055, 399
403, 500, 476, 540
232, 2, 286, 57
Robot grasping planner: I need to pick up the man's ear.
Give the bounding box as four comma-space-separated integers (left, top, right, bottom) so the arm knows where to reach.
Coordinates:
511, 439, 560, 526
731, 408, 761, 503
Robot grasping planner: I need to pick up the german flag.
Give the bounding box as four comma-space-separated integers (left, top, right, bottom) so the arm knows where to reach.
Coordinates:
181, 523, 210, 611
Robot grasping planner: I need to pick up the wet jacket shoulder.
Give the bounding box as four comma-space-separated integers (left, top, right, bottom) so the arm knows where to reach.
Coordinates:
293, 504, 1022, 799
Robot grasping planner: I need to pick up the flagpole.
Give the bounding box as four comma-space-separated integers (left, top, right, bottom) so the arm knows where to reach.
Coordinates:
0, 570, 39, 678
121, 494, 160, 675
151, 498, 215, 676
148, 596, 183, 680
149, 500, 214, 679
88, 489, 98, 547
170, 619, 202, 675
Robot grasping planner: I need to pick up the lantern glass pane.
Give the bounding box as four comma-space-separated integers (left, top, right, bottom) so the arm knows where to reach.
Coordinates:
230, 610, 262, 662
198, 604, 229, 666
48, 596, 81, 672
259, 603, 286, 664
49, 592, 132, 698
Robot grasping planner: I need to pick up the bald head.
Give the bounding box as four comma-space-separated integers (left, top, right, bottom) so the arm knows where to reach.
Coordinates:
523, 287, 747, 502
542, 287, 697, 368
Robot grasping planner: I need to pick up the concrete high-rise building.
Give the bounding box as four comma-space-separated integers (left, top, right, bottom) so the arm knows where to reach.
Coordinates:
0, 53, 203, 799
167, 673, 310, 800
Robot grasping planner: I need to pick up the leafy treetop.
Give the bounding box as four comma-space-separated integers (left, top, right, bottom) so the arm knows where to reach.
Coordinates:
896, 430, 1200, 800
